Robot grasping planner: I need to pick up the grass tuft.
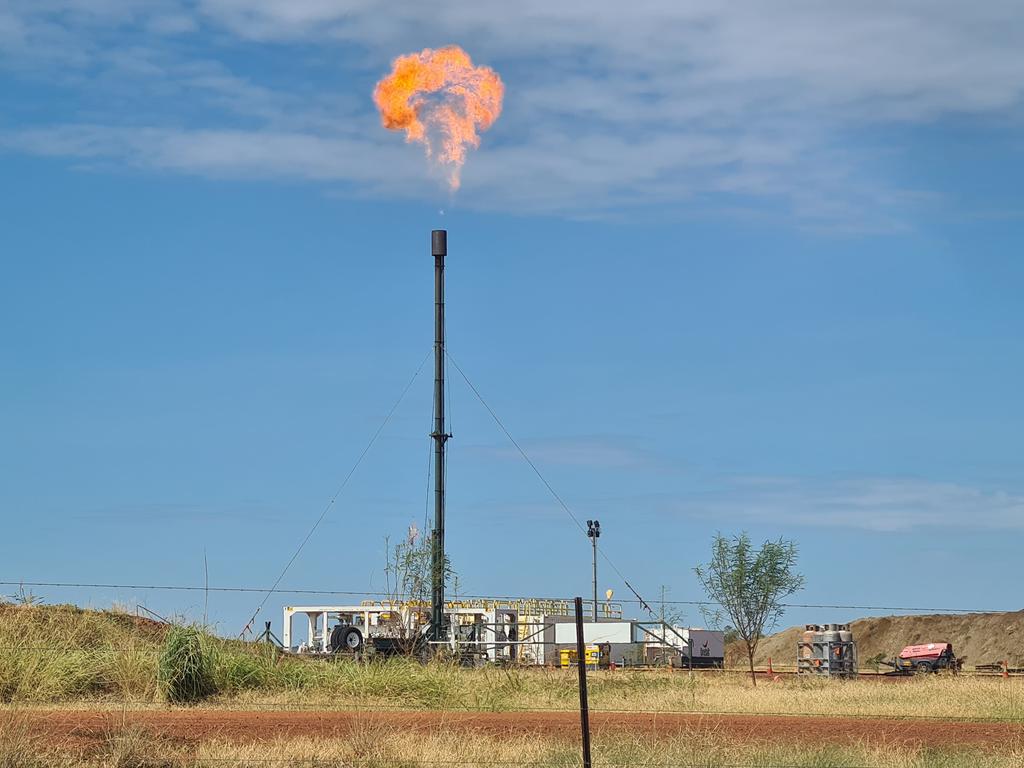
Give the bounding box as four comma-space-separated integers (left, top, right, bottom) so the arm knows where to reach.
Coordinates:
0, 711, 50, 768
158, 627, 216, 705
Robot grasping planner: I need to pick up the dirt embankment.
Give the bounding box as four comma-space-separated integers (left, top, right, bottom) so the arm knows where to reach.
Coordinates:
729, 610, 1024, 668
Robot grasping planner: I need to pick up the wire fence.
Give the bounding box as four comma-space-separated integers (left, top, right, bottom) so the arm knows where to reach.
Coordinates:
23, 761, 944, 768
0, 580, 1013, 616
0, 644, 1021, 682
5, 697, 1024, 721
2, 353, 1020, 764
4, 627, 1022, 766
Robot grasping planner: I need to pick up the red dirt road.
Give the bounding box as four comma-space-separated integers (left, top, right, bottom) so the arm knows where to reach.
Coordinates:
19, 709, 1024, 750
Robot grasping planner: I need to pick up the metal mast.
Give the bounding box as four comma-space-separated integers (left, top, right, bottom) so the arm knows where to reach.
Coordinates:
430, 229, 449, 643
587, 520, 600, 621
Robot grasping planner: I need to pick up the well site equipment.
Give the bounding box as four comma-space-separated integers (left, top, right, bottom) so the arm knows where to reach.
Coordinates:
797, 623, 857, 677
283, 602, 524, 662
282, 600, 724, 668
892, 642, 961, 674
280, 229, 698, 663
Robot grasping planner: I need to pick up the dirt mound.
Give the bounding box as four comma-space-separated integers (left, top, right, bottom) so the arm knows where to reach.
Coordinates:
730, 610, 1024, 668
0, 602, 169, 645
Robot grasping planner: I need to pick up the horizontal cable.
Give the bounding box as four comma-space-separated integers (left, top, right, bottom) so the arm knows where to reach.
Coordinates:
97, 761, 902, 768
0, 581, 1012, 616
444, 351, 656, 616
237, 347, 433, 638
174, 765, 924, 768
4, 699, 1022, 721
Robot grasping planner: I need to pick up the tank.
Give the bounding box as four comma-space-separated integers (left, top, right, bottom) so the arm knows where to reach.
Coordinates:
800, 625, 819, 659
797, 621, 857, 678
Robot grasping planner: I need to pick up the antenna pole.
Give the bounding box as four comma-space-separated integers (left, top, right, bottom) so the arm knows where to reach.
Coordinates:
430, 229, 449, 644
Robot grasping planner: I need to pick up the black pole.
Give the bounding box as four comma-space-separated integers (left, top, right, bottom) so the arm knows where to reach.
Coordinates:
587, 520, 600, 621
430, 230, 448, 644
574, 596, 593, 768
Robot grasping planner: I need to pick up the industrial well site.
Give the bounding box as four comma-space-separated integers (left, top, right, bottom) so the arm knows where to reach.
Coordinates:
1, 228, 1022, 767
3, 4, 1024, 768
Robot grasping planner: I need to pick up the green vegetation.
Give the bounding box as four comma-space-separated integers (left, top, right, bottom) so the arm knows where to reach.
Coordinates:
2, 606, 1023, 766
695, 531, 805, 685
0, 603, 161, 702
158, 627, 216, 704
1, 604, 1022, 722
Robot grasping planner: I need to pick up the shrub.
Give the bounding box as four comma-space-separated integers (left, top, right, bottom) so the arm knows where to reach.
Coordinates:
158, 626, 216, 704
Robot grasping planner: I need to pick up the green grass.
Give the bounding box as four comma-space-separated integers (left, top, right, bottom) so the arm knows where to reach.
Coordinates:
0, 604, 161, 702
2, 604, 1023, 723
3, 606, 1023, 766
158, 627, 216, 704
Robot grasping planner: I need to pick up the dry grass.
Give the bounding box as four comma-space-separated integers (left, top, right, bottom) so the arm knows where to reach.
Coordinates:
4, 662, 1023, 722
4, 721, 1024, 767
192, 729, 1024, 768
2, 605, 1022, 723
0, 710, 50, 768
209, 666, 1024, 722
4, 607, 1023, 766
0, 604, 161, 703
611, 671, 1024, 721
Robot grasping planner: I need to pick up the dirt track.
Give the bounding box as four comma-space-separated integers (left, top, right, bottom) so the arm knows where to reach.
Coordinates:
19, 710, 1024, 750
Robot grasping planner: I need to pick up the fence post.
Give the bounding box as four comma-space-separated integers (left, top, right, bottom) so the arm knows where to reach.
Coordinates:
574, 596, 593, 768
1004, 660, 1009, 679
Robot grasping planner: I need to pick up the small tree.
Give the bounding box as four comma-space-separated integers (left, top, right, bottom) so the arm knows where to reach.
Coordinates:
6, 585, 44, 606
382, 523, 454, 653
694, 532, 804, 685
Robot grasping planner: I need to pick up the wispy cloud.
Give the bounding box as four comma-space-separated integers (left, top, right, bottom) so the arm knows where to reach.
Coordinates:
2, 2, 1023, 227
675, 475, 1024, 533
73, 501, 286, 524
474, 435, 664, 470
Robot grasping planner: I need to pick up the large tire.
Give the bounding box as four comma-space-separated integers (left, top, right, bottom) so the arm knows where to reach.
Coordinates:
328, 625, 345, 653
915, 662, 933, 675
340, 626, 363, 651
329, 625, 363, 653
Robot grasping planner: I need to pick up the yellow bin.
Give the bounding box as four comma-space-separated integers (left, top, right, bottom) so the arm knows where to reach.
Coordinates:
560, 646, 600, 668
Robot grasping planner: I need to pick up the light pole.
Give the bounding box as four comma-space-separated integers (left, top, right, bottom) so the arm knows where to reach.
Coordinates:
586, 520, 600, 621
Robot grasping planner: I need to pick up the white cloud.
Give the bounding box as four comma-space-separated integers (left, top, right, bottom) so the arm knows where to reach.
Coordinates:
2, 1, 1023, 225
194, 0, 1024, 116
2, 124, 425, 187
146, 13, 197, 36
682, 476, 1024, 533
476, 435, 662, 470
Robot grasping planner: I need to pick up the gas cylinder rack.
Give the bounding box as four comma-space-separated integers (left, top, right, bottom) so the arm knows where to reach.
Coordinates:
797, 624, 857, 678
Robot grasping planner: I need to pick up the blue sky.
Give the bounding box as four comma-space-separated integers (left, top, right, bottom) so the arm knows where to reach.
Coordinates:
1, 2, 1023, 637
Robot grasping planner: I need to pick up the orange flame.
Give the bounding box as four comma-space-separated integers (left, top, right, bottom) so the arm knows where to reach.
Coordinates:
373, 46, 504, 191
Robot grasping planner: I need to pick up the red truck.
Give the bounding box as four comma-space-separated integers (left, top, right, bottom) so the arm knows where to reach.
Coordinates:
894, 642, 960, 674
